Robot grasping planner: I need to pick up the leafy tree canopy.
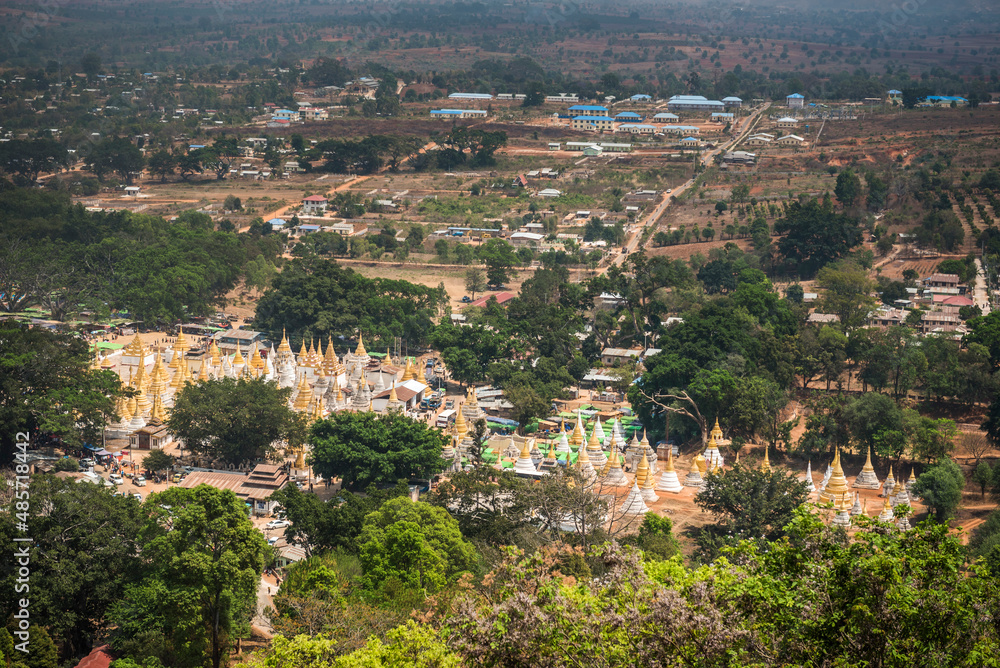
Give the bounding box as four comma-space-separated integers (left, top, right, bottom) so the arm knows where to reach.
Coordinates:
167, 377, 305, 465
309, 411, 448, 489
253, 257, 441, 346
357, 497, 476, 593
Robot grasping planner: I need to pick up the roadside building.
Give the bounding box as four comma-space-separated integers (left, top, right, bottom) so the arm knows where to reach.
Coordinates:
571, 116, 615, 132
786, 93, 805, 108
776, 134, 805, 146
302, 195, 328, 214
666, 95, 725, 112
601, 347, 643, 366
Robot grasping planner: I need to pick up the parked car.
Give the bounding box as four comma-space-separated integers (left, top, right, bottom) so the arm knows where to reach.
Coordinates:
267, 536, 280, 545
109, 473, 124, 485
265, 519, 290, 530
133, 475, 146, 487
445, 400, 455, 409
131, 493, 142, 501
80, 458, 95, 468
461, 296, 471, 303
172, 473, 183, 484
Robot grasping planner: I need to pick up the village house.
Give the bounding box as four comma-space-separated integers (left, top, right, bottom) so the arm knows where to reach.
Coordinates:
302, 195, 328, 214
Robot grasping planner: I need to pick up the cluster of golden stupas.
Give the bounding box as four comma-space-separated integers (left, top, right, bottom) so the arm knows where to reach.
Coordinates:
100, 329, 433, 437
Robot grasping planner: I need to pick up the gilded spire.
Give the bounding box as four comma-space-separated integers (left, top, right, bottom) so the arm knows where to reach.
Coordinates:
278, 329, 292, 355
694, 452, 707, 475
635, 452, 650, 487
307, 338, 318, 368
711, 417, 723, 442
760, 443, 771, 473
355, 333, 367, 357
416, 360, 427, 384
233, 344, 245, 367
151, 393, 167, 423
821, 448, 850, 502
569, 410, 585, 448
862, 445, 875, 474
209, 339, 221, 366
123, 334, 144, 357
455, 406, 468, 438
389, 381, 399, 402
174, 326, 189, 353
197, 359, 210, 382
297, 339, 308, 366
401, 357, 415, 382
293, 373, 312, 412
664, 446, 675, 472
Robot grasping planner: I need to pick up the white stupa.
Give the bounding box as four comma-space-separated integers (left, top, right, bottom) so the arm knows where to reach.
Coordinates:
683, 461, 704, 489
656, 448, 684, 493
602, 450, 629, 486
853, 446, 881, 489
803, 460, 816, 493
619, 481, 650, 515
556, 428, 572, 454
514, 439, 537, 474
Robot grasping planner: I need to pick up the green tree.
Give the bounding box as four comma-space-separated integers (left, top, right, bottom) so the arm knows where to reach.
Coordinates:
464, 267, 486, 301
111, 485, 270, 668
334, 621, 458, 668
86, 138, 145, 184
0, 324, 121, 463
270, 481, 410, 556
634, 512, 681, 561
427, 468, 532, 544
913, 458, 965, 522
147, 150, 177, 183
0, 476, 145, 659
253, 258, 439, 345
167, 377, 305, 465
0, 138, 69, 186
478, 239, 518, 286
694, 464, 810, 560
309, 411, 448, 489
834, 169, 862, 207
816, 262, 878, 331
81, 52, 102, 79
973, 461, 993, 498
775, 199, 863, 277
141, 449, 175, 476
357, 497, 476, 593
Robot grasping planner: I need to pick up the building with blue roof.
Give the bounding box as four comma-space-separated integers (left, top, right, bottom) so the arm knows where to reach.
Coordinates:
568, 104, 609, 116
667, 95, 725, 112
922, 95, 968, 107
722, 96, 743, 108
630, 94, 652, 103
617, 123, 656, 134
654, 112, 679, 121
711, 112, 735, 122
615, 111, 643, 120
571, 116, 616, 131
786, 93, 805, 108
430, 109, 488, 119
448, 92, 494, 100
273, 109, 300, 121
661, 125, 701, 135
